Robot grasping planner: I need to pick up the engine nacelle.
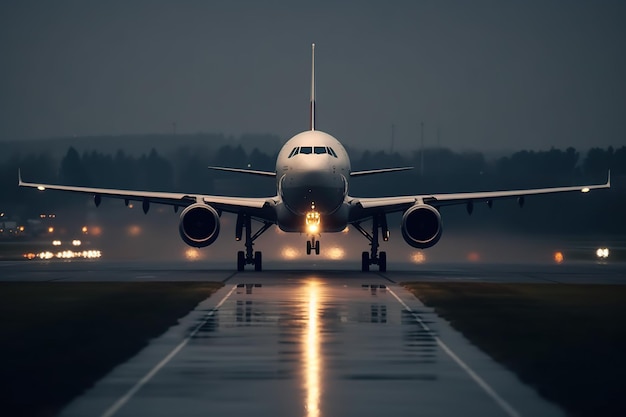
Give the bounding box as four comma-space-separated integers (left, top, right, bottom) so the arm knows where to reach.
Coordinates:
178, 203, 220, 248
401, 204, 443, 249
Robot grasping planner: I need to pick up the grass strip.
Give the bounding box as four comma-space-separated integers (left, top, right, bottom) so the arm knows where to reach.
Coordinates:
0, 281, 223, 417
403, 283, 626, 417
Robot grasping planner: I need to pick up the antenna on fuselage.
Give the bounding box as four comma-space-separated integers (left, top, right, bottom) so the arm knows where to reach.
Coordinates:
310, 43, 316, 131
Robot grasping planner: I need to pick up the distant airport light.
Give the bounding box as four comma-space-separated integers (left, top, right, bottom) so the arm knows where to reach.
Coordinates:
581, 187, 590, 193
596, 248, 609, 259
48, 227, 54, 233
467, 252, 480, 262
52, 240, 61, 246
553, 251, 564, 264
281, 246, 298, 259
410, 251, 426, 264
82, 226, 88, 234
185, 248, 201, 261
128, 225, 141, 236
72, 240, 82, 246
326, 246, 345, 260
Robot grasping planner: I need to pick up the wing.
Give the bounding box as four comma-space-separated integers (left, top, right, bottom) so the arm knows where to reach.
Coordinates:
350, 167, 413, 177
18, 170, 279, 220
348, 171, 611, 219
208, 166, 276, 177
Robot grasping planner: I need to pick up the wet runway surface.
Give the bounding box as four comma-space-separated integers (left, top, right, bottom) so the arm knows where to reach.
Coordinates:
3, 261, 625, 416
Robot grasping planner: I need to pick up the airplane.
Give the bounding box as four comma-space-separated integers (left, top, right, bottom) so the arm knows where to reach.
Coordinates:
18, 44, 610, 272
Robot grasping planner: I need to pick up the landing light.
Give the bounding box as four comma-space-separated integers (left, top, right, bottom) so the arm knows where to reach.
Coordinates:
37, 186, 45, 191
581, 187, 590, 193
596, 248, 609, 259
305, 211, 321, 235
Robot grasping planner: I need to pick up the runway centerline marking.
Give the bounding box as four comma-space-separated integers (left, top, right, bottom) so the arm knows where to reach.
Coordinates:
99, 284, 238, 417
387, 287, 522, 417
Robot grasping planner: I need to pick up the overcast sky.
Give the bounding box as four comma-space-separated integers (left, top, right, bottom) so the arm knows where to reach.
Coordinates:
1, 1, 625, 152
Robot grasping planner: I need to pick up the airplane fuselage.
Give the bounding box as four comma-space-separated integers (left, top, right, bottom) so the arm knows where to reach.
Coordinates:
275, 130, 351, 233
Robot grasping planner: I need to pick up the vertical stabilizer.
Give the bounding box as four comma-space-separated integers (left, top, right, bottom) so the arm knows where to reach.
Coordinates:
309, 43, 316, 131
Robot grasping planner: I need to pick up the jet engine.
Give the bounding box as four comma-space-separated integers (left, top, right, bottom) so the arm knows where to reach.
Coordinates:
178, 203, 220, 247
401, 204, 443, 249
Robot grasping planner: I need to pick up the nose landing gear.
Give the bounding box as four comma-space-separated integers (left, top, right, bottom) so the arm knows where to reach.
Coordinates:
305, 205, 321, 256
306, 237, 320, 255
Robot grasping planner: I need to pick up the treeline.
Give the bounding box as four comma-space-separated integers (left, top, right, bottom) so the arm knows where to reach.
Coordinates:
1, 144, 623, 233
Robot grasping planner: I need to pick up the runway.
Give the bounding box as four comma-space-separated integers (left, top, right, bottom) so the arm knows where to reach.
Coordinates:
3, 260, 625, 416
2, 259, 625, 284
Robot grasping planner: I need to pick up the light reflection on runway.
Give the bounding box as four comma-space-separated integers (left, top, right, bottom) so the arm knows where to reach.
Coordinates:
304, 280, 321, 417
57, 271, 568, 417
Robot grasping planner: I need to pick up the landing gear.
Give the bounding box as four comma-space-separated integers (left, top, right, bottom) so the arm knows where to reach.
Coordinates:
353, 213, 389, 272
237, 251, 245, 271
306, 237, 320, 255
235, 213, 272, 271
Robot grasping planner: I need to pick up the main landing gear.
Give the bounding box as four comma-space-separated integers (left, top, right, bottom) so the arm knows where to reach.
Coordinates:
353, 214, 389, 272
236, 213, 272, 272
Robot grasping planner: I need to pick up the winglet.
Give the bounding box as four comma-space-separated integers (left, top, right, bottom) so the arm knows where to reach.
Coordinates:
607, 169, 611, 188
309, 43, 316, 131
18, 168, 23, 185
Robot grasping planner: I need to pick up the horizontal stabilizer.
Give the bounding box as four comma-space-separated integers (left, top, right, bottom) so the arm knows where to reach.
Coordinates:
350, 167, 413, 177
208, 166, 276, 177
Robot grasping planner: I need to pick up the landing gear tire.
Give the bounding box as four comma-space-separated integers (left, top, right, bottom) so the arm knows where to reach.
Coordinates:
315, 241, 320, 255
237, 251, 245, 272
306, 241, 312, 255
254, 251, 262, 271
379, 251, 387, 272
362, 252, 370, 272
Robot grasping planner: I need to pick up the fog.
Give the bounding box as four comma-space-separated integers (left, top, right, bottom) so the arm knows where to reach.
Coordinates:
1, 136, 621, 265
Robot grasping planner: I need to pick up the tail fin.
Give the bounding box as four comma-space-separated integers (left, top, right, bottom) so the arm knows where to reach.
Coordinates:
309, 43, 316, 131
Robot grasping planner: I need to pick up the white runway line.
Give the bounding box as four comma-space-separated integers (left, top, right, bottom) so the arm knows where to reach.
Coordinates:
387, 288, 522, 417
99, 285, 238, 417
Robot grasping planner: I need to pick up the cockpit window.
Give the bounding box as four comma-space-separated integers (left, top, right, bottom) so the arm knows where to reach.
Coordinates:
288, 146, 338, 157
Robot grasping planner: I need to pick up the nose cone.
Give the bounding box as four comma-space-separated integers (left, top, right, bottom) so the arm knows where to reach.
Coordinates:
281, 170, 345, 215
